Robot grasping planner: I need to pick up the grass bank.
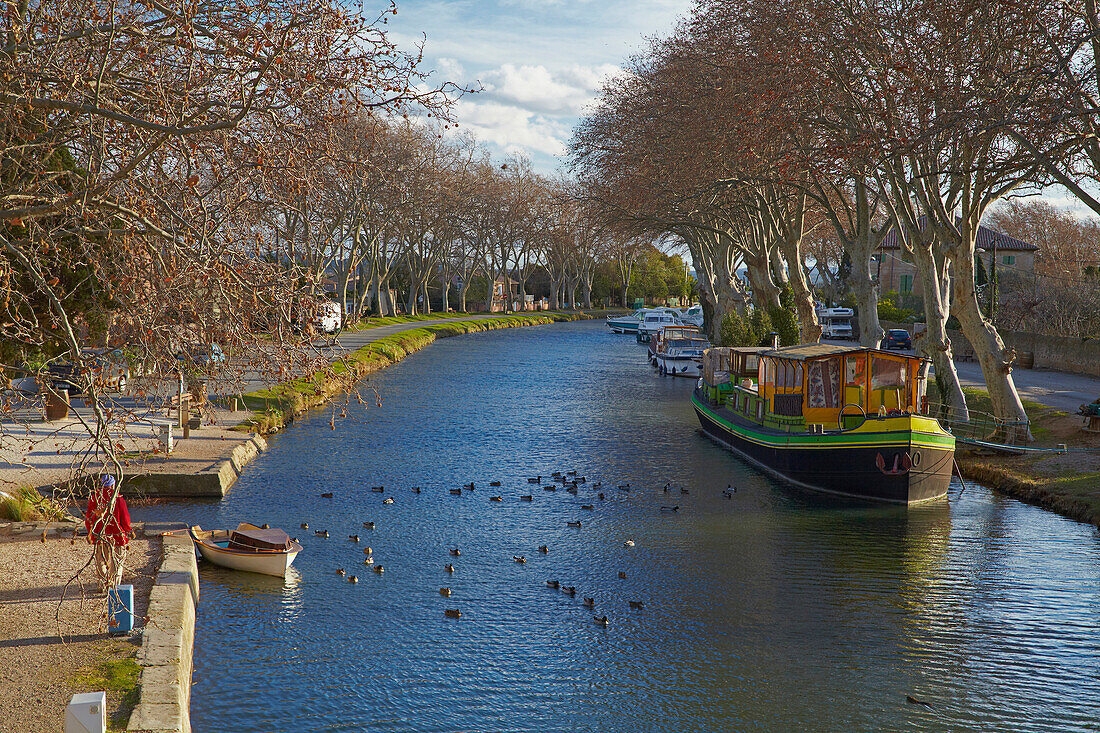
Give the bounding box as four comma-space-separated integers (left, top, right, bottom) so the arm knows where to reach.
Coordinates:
932, 385, 1100, 527
234, 312, 603, 434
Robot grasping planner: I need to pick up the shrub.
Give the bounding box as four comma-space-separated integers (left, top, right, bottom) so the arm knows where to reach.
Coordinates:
0, 486, 69, 521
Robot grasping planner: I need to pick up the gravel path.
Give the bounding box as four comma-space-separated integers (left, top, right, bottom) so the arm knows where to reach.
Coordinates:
0, 533, 159, 732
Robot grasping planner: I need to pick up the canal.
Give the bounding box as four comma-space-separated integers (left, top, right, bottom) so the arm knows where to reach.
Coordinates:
135, 319, 1100, 731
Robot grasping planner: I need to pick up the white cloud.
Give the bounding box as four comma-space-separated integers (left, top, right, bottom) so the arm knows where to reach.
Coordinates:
479, 63, 620, 115
452, 100, 570, 158
435, 56, 465, 81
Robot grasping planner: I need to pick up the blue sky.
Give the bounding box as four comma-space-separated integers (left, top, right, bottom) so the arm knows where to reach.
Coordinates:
387, 0, 692, 173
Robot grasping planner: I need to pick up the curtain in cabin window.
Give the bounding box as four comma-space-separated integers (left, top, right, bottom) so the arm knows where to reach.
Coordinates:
808, 359, 841, 408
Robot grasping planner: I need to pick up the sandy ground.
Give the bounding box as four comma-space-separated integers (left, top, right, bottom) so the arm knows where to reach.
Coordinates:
0, 533, 159, 733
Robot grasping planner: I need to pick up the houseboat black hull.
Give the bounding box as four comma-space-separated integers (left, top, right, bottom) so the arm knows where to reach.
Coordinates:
692, 392, 954, 504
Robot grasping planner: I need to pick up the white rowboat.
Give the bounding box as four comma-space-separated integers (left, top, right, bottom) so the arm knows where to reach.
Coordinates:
188, 523, 303, 577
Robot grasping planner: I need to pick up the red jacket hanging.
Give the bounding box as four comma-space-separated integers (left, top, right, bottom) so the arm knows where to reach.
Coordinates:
86, 484, 132, 546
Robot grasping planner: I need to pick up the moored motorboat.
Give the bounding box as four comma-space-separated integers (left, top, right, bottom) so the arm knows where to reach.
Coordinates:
693, 344, 955, 504
636, 310, 681, 342
606, 310, 645, 334
651, 325, 711, 378
188, 522, 303, 577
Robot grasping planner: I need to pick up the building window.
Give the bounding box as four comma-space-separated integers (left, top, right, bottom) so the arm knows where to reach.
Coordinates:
1002, 255, 1015, 265
899, 274, 913, 293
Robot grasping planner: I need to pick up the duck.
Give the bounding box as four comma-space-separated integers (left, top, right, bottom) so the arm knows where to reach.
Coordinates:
562, 586, 576, 597
260, 523, 270, 529
567, 521, 582, 528
382, 498, 394, 505
581, 504, 594, 510
363, 556, 374, 565
411, 487, 421, 494
489, 481, 502, 487
450, 548, 461, 556
629, 600, 645, 610
527, 476, 541, 483
320, 492, 334, 499
348, 575, 358, 584
440, 587, 452, 596
538, 545, 549, 553
449, 488, 462, 495
363, 546, 373, 555
513, 555, 527, 564
444, 609, 462, 619
592, 482, 602, 489
680, 488, 690, 495
663, 482, 671, 493
618, 571, 627, 579
546, 580, 560, 589
363, 521, 375, 529
315, 530, 330, 538
566, 487, 578, 495
543, 485, 556, 491
583, 597, 595, 608
618, 484, 631, 492
336, 568, 346, 576
723, 484, 736, 498
597, 493, 606, 500
567, 470, 577, 476
520, 495, 533, 501
660, 506, 679, 512
623, 539, 635, 547
445, 563, 455, 573
463, 482, 475, 490
594, 615, 610, 627
300, 522, 309, 529
370, 486, 385, 493
373, 565, 385, 573
490, 496, 503, 502
551, 471, 563, 478
349, 535, 360, 543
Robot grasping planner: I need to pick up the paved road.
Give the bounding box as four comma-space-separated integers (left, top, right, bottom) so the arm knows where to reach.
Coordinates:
822, 338, 1099, 413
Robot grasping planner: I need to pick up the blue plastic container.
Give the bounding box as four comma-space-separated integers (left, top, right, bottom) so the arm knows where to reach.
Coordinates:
108, 584, 134, 635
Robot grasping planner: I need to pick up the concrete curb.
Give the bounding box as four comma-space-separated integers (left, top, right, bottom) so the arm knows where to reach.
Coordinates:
124, 434, 267, 499
128, 526, 197, 733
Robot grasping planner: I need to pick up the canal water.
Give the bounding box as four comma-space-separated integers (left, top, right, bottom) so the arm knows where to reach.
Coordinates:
134, 320, 1100, 732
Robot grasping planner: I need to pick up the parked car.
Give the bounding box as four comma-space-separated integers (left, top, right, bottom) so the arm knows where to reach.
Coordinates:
45, 360, 85, 395
177, 343, 226, 368
883, 329, 912, 350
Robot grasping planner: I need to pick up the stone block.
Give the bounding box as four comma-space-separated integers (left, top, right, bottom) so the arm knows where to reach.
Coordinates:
127, 701, 187, 732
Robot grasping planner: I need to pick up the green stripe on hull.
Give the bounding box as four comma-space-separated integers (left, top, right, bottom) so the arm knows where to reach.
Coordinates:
691, 393, 955, 452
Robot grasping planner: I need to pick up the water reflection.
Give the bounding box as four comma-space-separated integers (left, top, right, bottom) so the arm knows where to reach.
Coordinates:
135, 321, 1100, 732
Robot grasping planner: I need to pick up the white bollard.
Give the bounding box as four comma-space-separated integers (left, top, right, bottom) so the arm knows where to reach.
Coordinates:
159, 423, 174, 454
65, 691, 106, 733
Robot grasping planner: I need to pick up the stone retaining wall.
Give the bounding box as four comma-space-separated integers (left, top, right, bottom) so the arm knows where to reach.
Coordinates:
124, 434, 267, 498
128, 527, 198, 733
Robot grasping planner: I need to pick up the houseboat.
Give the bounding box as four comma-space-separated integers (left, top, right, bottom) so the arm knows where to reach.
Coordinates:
692, 344, 955, 504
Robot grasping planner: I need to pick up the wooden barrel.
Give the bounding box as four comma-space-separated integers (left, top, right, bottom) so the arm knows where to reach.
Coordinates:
1017, 351, 1034, 369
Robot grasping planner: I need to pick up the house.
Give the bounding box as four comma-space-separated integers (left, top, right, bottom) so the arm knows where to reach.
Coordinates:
876, 217, 1038, 296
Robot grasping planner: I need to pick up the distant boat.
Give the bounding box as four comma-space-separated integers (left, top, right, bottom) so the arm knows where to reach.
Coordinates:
636, 310, 681, 342
606, 311, 645, 334
188, 523, 303, 577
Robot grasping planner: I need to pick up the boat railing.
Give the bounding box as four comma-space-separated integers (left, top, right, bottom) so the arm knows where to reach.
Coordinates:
924, 401, 1031, 444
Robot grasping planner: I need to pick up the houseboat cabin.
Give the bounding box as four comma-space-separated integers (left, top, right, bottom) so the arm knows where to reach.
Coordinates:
692, 343, 955, 504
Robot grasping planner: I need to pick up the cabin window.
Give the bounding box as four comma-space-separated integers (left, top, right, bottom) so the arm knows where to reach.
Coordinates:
807, 358, 841, 408
745, 354, 759, 373
871, 357, 906, 388
775, 360, 802, 391
845, 356, 864, 385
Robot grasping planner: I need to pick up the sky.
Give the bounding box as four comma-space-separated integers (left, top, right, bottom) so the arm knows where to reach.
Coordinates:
386, 0, 693, 174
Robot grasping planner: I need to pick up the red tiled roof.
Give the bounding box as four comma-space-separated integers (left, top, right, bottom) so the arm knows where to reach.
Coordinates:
879, 216, 1038, 252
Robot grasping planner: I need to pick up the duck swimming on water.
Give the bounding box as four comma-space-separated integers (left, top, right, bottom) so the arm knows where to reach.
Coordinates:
382, 498, 394, 505
315, 530, 329, 538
